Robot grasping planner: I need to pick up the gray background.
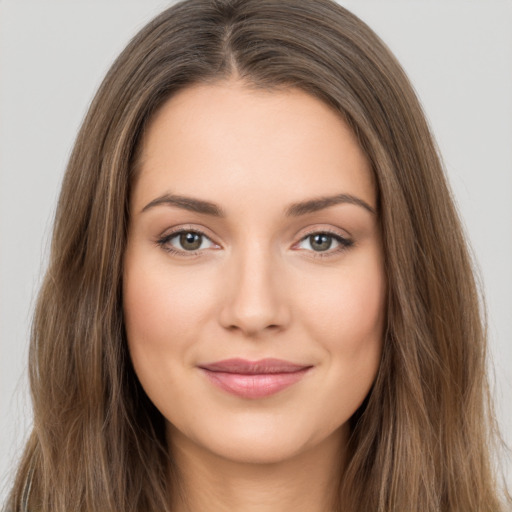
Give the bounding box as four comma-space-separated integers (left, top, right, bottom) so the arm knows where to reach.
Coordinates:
1, 0, 511, 501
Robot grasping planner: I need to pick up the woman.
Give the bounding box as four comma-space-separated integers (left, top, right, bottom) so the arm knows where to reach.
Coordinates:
5, 0, 509, 510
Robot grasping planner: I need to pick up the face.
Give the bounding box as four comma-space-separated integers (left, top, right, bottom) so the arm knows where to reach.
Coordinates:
123, 80, 386, 465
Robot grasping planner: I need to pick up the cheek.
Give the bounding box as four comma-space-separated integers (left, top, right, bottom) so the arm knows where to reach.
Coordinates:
299, 251, 386, 390
124, 257, 212, 342
304, 255, 385, 343
123, 252, 218, 422
122, 251, 215, 397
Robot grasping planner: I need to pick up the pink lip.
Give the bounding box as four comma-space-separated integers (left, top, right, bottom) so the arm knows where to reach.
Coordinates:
199, 358, 312, 399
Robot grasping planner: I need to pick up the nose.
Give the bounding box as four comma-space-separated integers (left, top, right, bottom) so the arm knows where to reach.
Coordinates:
218, 241, 291, 337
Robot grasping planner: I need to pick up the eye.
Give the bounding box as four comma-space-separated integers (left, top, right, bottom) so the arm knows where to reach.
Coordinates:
295, 231, 353, 257
157, 229, 217, 255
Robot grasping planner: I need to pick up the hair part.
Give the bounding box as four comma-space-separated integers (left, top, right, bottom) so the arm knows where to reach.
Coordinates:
7, 1, 509, 511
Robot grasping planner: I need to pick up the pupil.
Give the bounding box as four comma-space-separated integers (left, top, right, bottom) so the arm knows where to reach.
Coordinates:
180, 232, 202, 250
311, 234, 332, 251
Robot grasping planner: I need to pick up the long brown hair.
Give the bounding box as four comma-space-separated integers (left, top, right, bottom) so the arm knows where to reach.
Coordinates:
6, 1, 509, 510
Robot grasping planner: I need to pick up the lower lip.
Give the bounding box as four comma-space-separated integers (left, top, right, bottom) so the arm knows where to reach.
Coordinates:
201, 368, 310, 399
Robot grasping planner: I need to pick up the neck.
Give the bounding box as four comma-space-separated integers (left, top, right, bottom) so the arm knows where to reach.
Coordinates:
167, 425, 347, 512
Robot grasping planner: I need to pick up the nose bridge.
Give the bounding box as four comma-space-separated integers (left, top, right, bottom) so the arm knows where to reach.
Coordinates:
219, 236, 289, 336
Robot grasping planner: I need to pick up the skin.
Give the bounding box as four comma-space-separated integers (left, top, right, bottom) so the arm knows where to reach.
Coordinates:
123, 79, 386, 512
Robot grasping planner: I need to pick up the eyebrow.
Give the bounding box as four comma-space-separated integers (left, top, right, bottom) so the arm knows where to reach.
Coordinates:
141, 193, 224, 216
285, 193, 376, 216
141, 192, 376, 217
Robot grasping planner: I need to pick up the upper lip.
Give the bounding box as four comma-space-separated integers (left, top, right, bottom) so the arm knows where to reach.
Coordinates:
199, 358, 312, 375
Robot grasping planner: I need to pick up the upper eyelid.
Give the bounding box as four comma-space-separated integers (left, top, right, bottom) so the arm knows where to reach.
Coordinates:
160, 225, 216, 241
162, 227, 217, 248
293, 230, 352, 251
161, 225, 350, 240
299, 226, 351, 240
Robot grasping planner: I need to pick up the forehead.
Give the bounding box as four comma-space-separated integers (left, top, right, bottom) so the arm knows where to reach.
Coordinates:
133, 79, 375, 215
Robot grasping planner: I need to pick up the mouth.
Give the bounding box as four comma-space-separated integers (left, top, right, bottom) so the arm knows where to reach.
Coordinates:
198, 358, 313, 399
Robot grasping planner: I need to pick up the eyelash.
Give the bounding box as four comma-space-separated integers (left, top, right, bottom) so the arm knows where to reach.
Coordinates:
298, 229, 354, 258
155, 227, 354, 259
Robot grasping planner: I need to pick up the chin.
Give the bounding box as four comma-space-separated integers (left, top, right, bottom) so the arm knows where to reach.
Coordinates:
214, 436, 308, 465
168, 414, 345, 467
